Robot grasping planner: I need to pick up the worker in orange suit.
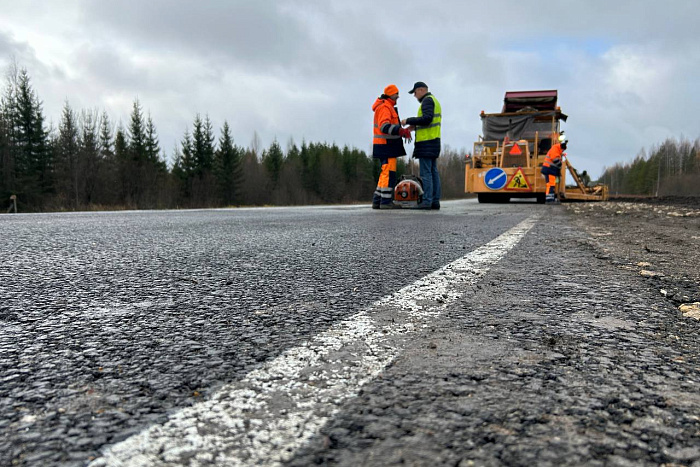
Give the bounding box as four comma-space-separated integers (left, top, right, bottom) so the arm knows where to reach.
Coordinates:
372, 84, 412, 209
541, 134, 567, 204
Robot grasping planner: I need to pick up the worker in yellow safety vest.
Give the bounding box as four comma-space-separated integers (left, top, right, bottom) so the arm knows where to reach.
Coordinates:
401, 81, 442, 210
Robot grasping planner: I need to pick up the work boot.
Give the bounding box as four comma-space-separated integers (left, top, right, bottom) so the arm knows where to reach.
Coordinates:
431, 202, 440, 210
372, 203, 380, 209
412, 201, 432, 210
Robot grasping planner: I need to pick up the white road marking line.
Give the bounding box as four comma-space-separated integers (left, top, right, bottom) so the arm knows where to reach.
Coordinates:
91, 215, 540, 467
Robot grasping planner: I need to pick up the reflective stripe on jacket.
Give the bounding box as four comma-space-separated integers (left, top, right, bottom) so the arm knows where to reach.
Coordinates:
543, 143, 563, 169
372, 97, 406, 159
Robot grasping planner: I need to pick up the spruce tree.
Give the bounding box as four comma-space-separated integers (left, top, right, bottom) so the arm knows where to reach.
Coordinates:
214, 121, 242, 205
127, 100, 162, 206
99, 111, 114, 160
180, 131, 196, 178
57, 101, 80, 206
5, 67, 51, 207
192, 114, 215, 175
1, 66, 19, 193
114, 126, 132, 205
286, 139, 300, 163
98, 111, 117, 203
0, 108, 11, 196
79, 110, 100, 205
128, 99, 146, 164
145, 114, 165, 172
263, 139, 284, 186
173, 131, 195, 200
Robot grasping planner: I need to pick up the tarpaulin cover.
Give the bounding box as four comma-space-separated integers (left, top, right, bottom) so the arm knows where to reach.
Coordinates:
481, 111, 567, 142
503, 90, 558, 112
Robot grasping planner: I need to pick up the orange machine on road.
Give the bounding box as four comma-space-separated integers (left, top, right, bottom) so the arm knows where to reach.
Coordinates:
465, 90, 608, 203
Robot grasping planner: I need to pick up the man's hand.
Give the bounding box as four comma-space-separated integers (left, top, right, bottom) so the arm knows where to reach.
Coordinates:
401, 119, 407, 126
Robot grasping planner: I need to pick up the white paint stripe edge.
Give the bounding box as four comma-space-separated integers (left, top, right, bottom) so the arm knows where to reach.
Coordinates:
91, 215, 540, 467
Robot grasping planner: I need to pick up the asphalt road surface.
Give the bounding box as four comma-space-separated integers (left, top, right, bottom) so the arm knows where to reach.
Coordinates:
1, 199, 699, 466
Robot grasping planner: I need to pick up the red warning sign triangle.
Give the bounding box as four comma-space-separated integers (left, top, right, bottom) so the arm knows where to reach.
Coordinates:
509, 143, 522, 155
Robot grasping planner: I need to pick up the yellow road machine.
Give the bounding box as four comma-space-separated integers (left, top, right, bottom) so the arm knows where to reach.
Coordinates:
464, 90, 608, 203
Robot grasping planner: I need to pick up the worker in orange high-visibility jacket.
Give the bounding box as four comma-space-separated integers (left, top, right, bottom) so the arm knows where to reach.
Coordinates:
541, 136, 568, 204
372, 84, 412, 209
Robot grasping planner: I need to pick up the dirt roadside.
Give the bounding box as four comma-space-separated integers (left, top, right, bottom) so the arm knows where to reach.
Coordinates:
566, 196, 700, 314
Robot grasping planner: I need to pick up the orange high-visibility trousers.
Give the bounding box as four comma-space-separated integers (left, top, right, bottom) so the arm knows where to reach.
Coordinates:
541, 164, 560, 202
373, 157, 397, 205
545, 174, 556, 196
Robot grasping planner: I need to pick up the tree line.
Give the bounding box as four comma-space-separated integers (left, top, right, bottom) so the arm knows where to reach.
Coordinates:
0, 64, 468, 212
599, 137, 700, 197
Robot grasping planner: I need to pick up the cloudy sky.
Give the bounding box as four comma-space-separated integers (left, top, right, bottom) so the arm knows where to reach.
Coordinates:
1, 0, 698, 178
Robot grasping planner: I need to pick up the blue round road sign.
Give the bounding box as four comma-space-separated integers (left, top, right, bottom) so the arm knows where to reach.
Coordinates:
484, 168, 507, 190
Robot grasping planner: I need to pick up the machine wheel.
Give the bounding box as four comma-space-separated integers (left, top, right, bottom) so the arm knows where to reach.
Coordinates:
536, 194, 546, 204
478, 193, 511, 203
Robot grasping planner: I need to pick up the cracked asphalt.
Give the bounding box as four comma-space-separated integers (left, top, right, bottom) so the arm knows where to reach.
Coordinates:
1, 199, 699, 466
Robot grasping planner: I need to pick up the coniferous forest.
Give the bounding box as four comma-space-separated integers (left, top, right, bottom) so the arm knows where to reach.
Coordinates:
599, 138, 700, 197
0, 65, 468, 212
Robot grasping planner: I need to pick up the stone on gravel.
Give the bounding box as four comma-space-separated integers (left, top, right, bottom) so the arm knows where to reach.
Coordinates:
679, 302, 700, 320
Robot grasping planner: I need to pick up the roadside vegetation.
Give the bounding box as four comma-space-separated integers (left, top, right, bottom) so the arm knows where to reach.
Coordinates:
600, 137, 700, 197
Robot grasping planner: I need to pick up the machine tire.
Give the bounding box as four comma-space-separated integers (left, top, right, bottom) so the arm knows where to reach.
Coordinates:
478, 193, 510, 203
536, 194, 546, 204
477, 193, 492, 203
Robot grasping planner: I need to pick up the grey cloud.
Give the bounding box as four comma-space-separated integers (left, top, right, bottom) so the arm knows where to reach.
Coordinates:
78, 0, 412, 86
79, 1, 332, 77
0, 31, 30, 59
82, 2, 300, 55
73, 44, 151, 91
0, 31, 51, 81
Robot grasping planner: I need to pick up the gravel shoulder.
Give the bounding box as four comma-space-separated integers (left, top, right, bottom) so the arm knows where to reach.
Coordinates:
567, 198, 700, 307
